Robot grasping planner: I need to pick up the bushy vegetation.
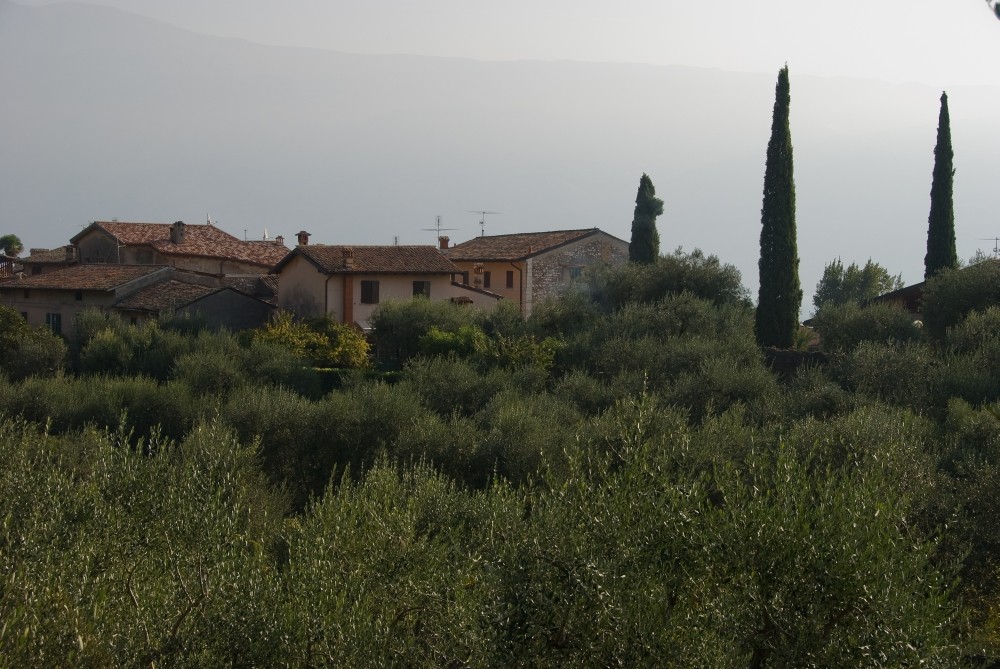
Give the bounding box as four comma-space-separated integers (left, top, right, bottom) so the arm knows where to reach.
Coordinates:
5, 252, 1000, 664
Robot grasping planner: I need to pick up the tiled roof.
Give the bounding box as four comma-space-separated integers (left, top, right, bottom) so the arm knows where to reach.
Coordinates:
279, 245, 459, 274
0, 264, 165, 291
444, 229, 605, 261
22, 246, 76, 264
75, 221, 289, 268
221, 275, 279, 304
114, 280, 221, 312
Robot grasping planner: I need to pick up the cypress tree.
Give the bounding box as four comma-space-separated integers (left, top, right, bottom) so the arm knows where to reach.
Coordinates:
628, 173, 664, 264
755, 66, 802, 348
924, 91, 957, 279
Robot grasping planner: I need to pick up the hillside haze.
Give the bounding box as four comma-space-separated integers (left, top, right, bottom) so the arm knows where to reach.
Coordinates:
3, 0, 1000, 304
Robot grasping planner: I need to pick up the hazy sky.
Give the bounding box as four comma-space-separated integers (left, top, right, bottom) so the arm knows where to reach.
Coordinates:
12, 0, 1000, 86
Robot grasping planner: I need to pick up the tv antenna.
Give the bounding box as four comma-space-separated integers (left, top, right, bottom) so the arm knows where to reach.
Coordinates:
469, 210, 500, 237
421, 215, 458, 239
978, 237, 1000, 257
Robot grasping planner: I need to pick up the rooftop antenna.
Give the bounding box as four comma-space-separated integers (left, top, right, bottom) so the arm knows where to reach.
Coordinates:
421, 215, 458, 239
979, 237, 1000, 258
469, 210, 500, 237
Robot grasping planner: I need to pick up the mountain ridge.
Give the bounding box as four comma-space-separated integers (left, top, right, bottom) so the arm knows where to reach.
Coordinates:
3, 0, 1000, 301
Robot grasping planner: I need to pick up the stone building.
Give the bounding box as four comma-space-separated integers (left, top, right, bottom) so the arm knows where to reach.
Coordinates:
443, 228, 629, 316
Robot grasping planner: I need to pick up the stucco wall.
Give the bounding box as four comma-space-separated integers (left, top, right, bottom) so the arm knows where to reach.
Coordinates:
276, 255, 326, 318
0, 288, 116, 334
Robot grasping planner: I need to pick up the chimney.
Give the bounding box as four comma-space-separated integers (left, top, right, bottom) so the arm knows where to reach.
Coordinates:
439, 236, 450, 250
296, 230, 310, 246
342, 247, 355, 269
65, 245, 77, 262
170, 221, 186, 244
275, 235, 285, 246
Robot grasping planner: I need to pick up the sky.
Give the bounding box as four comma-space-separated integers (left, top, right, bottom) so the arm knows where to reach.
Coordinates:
11, 0, 1000, 87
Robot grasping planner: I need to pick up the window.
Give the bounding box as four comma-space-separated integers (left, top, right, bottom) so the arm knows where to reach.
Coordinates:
412, 280, 431, 298
74, 290, 83, 301
505, 270, 514, 289
22, 289, 29, 298
461, 271, 470, 285
45, 312, 62, 335
31, 266, 41, 275
360, 280, 380, 304
483, 271, 491, 289
568, 266, 584, 281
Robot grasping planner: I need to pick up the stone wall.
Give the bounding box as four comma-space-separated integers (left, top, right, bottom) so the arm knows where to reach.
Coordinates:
525, 233, 628, 316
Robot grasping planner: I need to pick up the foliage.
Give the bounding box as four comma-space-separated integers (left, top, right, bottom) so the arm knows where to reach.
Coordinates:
921, 260, 1000, 340
812, 301, 923, 352
590, 247, 750, 310
370, 298, 477, 365
812, 258, 904, 314
628, 172, 664, 264
0, 233, 22, 256
253, 310, 370, 369
756, 65, 802, 349
925, 91, 958, 279
0, 305, 66, 381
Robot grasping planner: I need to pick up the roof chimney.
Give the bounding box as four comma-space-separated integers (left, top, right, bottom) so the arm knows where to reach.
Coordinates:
342, 247, 355, 269
296, 230, 310, 246
275, 235, 285, 246
170, 221, 186, 244
439, 236, 450, 250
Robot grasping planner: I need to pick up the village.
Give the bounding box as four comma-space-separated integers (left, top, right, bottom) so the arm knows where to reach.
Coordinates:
0, 219, 629, 335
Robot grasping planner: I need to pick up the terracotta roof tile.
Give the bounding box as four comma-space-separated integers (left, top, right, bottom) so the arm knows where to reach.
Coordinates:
283, 245, 459, 274
76, 221, 289, 268
22, 246, 77, 264
0, 264, 165, 291
114, 280, 221, 312
444, 229, 603, 261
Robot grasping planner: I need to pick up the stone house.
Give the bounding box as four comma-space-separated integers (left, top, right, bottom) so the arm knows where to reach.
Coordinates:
0, 264, 275, 334
0, 264, 171, 335
443, 228, 629, 316
273, 235, 501, 328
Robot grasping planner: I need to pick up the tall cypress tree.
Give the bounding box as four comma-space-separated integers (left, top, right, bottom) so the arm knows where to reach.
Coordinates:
628, 173, 664, 264
924, 91, 957, 279
755, 66, 802, 349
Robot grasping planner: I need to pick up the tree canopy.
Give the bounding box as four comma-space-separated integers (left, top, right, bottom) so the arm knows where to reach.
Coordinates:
628, 173, 664, 264
755, 66, 802, 348
0, 234, 23, 257
812, 258, 904, 314
924, 92, 957, 279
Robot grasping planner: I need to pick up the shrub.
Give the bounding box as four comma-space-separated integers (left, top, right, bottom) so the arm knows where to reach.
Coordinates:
922, 260, 1000, 340
812, 301, 922, 352
589, 247, 751, 310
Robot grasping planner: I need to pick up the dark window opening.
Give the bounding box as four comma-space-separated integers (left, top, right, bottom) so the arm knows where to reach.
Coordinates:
45, 312, 62, 336
31, 266, 41, 275
568, 266, 584, 281
412, 280, 431, 298
360, 280, 380, 304
483, 271, 491, 289
74, 290, 83, 301
461, 271, 470, 285
506, 270, 514, 289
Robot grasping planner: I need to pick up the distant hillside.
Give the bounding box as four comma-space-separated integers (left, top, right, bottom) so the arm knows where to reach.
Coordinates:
3, 0, 1000, 302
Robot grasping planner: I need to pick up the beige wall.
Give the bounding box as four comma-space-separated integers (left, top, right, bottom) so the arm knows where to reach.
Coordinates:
449, 260, 524, 306
276, 255, 327, 318
0, 288, 116, 334
275, 256, 493, 323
